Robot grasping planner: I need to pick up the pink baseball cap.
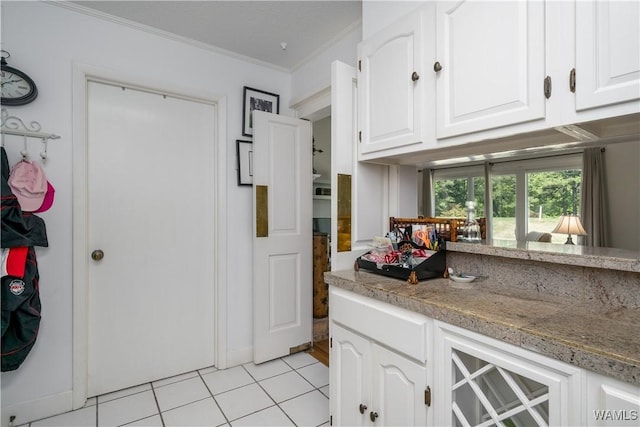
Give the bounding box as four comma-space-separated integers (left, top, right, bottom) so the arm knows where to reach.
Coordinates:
34, 181, 55, 213
8, 160, 48, 212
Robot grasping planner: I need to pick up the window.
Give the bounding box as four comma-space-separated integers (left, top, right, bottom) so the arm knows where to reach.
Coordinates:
430, 154, 582, 242
432, 166, 484, 218
492, 174, 516, 240
527, 170, 581, 243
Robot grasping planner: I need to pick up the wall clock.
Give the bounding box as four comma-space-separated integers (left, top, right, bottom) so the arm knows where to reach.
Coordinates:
1, 53, 38, 106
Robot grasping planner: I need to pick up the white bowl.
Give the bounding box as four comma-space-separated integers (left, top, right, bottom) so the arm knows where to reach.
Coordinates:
449, 274, 476, 283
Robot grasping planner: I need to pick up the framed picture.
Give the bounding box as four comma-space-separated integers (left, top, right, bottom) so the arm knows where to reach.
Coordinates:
236, 140, 253, 186
242, 86, 280, 136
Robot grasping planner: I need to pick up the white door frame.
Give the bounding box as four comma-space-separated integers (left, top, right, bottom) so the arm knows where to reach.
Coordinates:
71, 63, 228, 409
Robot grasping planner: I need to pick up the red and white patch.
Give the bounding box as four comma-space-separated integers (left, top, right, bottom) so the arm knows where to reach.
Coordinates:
9, 279, 25, 296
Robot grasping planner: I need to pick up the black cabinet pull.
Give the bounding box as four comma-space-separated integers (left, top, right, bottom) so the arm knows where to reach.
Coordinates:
570, 68, 576, 93
434, 61, 442, 72
544, 75, 552, 99
370, 411, 379, 422
411, 71, 420, 82
359, 404, 367, 414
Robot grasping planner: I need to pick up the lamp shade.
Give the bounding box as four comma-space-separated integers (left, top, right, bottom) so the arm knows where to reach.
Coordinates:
552, 214, 587, 244
552, 215, 587, 236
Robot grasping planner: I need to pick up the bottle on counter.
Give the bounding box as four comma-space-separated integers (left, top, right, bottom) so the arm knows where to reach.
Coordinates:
461, 201, 481, 243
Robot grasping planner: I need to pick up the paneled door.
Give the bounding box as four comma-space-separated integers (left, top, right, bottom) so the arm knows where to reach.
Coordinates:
87, 81, 216, 397
331, 60, 387, 270
252, 110, 312, 363
575, 0, 640, 110
435, 0, 545, 138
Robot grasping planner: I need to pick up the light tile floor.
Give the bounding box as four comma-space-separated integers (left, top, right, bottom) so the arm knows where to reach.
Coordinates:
26, 352, 329, 427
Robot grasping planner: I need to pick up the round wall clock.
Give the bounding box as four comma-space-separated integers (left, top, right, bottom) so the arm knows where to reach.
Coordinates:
1, 54, 38, 106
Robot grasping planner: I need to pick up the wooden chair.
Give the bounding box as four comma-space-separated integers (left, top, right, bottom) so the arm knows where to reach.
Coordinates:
389, 217, 487, 242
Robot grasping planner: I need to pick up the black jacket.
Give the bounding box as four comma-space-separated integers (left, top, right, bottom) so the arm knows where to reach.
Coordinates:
1, 147, 46, 371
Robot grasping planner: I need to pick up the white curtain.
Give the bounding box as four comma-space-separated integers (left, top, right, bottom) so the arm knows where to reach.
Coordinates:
580, 148, 608, 247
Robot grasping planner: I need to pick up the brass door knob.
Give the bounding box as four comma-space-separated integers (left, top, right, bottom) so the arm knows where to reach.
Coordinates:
91, 249, 104, 261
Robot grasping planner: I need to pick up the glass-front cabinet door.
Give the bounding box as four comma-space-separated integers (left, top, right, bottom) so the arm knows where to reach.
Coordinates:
451, 347, 550, 426
434, 321, 582, 427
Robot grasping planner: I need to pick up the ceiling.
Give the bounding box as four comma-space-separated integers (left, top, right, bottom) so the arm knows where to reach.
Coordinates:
69, 1, 362, 71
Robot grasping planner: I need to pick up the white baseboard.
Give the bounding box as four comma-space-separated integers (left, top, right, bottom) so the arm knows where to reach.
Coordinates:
225, 346, 253, 368
1, 390, 73, 426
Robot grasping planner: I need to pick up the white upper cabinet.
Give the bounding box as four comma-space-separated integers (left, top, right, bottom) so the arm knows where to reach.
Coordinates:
358, 3, 434, 158
575, 0, 640, 110
355, 0, 640, 163
435, 0, 546, 139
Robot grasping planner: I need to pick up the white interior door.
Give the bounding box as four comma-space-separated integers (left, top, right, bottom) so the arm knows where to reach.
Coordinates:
331, 60, 387, 271
252, 110, 312, 364
87, 81, 216, 397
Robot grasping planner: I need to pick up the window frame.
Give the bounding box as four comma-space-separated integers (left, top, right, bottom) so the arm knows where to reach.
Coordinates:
430, 154, 582, 241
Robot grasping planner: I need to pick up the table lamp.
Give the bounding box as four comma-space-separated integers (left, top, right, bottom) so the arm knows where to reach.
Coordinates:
552, 214, 587, 244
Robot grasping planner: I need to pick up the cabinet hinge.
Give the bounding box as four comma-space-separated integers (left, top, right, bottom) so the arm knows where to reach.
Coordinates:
358, 131, 362, 142
425, 386, 432, 407
358, 60, 361, 72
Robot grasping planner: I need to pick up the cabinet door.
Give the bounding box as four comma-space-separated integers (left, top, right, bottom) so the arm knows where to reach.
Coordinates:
371, 343, 428, 427
586, 371, 640, 427
331, 323, 371, 427
435, 321, 582, 427
358, 7, 426, 155
435, 0, 545, 138
576, 0, 640, 110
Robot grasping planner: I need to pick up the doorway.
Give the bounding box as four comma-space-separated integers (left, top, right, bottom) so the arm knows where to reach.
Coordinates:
72, 65, 228, 408
311, 115, 331, 344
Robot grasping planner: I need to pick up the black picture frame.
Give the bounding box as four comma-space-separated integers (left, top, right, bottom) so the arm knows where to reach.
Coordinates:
236, 140, 253, 186
242, 86, 279, 136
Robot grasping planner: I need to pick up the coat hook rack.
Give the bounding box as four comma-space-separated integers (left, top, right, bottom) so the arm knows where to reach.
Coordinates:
1, 108, 59, 160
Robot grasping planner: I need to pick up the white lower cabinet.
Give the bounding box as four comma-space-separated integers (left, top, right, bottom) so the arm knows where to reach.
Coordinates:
434, 321, 583, 427
330, 287, 430, 426
586, 371, 640, 427
330, 286, 640, 426
331, 324, 428, 426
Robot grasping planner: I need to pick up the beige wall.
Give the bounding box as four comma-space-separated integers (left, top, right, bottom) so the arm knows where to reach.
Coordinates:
604, 140, 640, 251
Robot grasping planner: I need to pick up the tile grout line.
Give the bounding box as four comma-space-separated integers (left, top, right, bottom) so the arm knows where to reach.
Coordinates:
196, 369, 231, 426
240, 361, 298, 426
149, 381, 166, 427
23, 356, 327, 427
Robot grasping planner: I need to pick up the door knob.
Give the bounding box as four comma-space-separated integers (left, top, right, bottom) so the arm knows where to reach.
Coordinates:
359, 404, 367, 414
91, 249, 104, 261
370, 411, 379, 422
434, 61, 442, 72
411, 71, 420, 82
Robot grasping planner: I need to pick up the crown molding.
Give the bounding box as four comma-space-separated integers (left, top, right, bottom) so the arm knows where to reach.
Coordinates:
45, 0, 291, 74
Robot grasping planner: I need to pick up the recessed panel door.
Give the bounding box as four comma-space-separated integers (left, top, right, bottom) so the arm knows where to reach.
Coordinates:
252, 111, 312, 363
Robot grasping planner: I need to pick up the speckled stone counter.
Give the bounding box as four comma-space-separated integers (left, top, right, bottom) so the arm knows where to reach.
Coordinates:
448, 240, 640, 273
325, 268, 640, 386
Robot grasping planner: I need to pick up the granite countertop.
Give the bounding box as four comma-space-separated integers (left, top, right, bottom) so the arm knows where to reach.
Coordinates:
447, 240, 640, 273
325, 269, 640, 386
